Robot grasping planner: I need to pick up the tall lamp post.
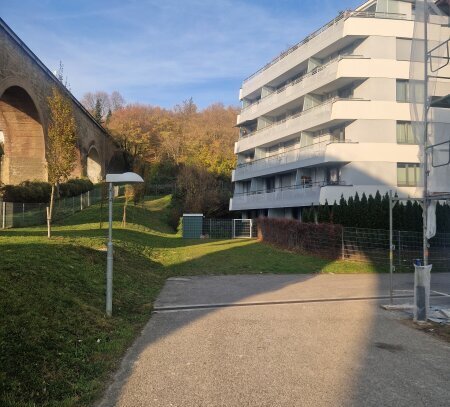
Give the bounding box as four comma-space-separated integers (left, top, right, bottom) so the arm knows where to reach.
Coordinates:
105, 172, 144, 317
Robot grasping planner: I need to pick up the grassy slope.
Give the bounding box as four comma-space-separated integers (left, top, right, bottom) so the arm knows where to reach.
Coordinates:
0, 195, 379, 407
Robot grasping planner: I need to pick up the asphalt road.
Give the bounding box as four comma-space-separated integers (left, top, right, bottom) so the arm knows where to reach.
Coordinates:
98, 273, 450, 407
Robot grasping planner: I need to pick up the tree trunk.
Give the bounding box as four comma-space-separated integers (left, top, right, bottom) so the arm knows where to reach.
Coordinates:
122, 199, 127, 227
47, 184, 55, 238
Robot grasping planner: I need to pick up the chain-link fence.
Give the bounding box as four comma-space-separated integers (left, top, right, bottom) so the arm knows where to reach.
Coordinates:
0, 186, 107, 228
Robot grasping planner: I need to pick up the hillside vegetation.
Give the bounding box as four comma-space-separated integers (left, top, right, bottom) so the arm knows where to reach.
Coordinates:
0, 196, 377, 406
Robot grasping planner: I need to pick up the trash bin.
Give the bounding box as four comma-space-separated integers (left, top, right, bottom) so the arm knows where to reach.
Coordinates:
413, 261, 432, 322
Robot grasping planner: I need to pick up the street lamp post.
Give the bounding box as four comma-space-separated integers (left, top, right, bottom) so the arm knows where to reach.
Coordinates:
105, 172, 144, 317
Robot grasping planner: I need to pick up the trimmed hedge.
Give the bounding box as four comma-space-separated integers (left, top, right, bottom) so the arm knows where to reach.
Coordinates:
257, 217, 343, 259
0, 179, 94, 203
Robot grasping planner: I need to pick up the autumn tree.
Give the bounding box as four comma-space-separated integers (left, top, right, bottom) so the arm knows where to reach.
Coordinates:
107, 104, 169, 172
46, 87, 78, 237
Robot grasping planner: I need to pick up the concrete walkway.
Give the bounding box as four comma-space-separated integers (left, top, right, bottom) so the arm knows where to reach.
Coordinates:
98, 273, 450, 407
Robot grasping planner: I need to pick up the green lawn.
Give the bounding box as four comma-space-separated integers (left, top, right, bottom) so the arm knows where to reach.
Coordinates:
0, 195, 379, 407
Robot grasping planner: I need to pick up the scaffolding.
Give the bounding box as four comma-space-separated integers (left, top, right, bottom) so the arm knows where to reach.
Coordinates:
389, 0, 450, 303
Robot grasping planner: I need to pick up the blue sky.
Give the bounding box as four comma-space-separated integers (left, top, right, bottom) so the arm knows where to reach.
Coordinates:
2, 0, 363, 109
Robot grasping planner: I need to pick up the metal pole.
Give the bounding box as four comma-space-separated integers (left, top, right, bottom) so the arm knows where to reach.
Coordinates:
106, 182, 114, 317
389, 190, 394, 305
2, 201, 5, 229
423, 0, 429, 266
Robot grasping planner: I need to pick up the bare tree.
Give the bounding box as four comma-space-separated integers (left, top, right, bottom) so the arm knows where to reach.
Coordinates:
111, 91, 125, 111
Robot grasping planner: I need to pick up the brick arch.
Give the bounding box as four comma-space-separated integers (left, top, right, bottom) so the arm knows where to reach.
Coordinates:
0, 85, 47, 184
86, 145, 102, 183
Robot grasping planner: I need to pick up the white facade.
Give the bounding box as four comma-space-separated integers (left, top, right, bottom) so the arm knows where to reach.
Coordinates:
230, 0, 450, 218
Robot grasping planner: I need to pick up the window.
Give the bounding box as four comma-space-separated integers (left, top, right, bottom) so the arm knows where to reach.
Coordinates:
397, 79, 424, 103
241, 181, 251, 194
327, 167, 341, 184
396, 38, 412, 61
396, 121, 416, 144
331, 126, 345, 142
397, 163, 421, 186
265, 177, 276, 192
396, 80, 409, 102
267, 144, 280, 156
338, 86, 354, 99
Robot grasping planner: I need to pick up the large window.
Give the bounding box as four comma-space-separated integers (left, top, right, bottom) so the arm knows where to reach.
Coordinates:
397, 163, 421, 186
396, 121, 417, 144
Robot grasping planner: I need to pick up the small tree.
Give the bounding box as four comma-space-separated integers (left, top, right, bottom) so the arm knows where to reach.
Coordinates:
46, 87, 78, 237
94, 99, 103, 123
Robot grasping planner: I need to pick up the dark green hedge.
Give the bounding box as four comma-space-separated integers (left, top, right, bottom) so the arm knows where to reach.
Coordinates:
0, 179, 94, 203
302, 191, 450, 233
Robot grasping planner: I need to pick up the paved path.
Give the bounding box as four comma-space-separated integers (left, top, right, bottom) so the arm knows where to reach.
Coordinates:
99, 273, 450, 407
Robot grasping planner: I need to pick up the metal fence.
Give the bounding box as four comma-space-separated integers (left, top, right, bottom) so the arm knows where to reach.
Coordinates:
0, 187, 107, 228
343, 227, 450, 272
183, 217, 450, 271
182, 217, 258, 239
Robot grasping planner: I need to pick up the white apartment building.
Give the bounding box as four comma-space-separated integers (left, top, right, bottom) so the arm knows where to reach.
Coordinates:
230, 0, 450, 219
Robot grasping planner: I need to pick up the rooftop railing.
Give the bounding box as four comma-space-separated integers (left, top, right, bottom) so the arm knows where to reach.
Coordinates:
239, 97, 366, 140
242, 11, 408, 85
240, 54, 366, 114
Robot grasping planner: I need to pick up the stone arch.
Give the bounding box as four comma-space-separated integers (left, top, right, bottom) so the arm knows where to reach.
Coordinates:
86, 145, 102, 183
0, 85, 47, 184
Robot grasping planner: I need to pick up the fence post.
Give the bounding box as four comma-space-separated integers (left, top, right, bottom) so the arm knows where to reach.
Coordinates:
250, 219, 253, 238
232, 219, 235, 239
80, 193, 83, 211
2, 201, 5, 229
341, 227, 345, 260
398, 230, 401, 267
22, 203, 25, 224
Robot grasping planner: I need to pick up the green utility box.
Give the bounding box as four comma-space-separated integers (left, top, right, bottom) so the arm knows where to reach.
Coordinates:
182, 214, 203, 238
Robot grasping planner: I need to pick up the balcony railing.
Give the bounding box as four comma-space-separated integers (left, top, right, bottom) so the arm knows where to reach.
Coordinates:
236, 139, 353, 174
240, 54, 365, 114
239, 97, 363, 140
242, 11, 408, 85
234, 180, 347, 197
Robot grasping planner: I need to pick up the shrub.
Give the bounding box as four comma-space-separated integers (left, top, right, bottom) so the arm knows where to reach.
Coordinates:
0, 179, 94, 203
58, 179, 93, 198
257, 217, 343, 259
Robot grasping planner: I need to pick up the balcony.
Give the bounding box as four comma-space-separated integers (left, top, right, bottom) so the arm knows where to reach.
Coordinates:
229, 181, 347, 211
236, 98, 367, 153
233, 140, 355, 182
241, 11, 412, 98
239, 55, 363, 124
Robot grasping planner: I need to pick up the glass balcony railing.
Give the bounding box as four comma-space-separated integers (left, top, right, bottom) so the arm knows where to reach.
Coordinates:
234, 180, 347, 197
236, 139, 353, 174
240, 54, 365, 114
239, 97, 364, 140
242, 10, 408, 85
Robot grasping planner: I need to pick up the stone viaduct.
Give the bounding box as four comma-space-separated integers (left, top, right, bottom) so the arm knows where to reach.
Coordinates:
0, 17, 126, 185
